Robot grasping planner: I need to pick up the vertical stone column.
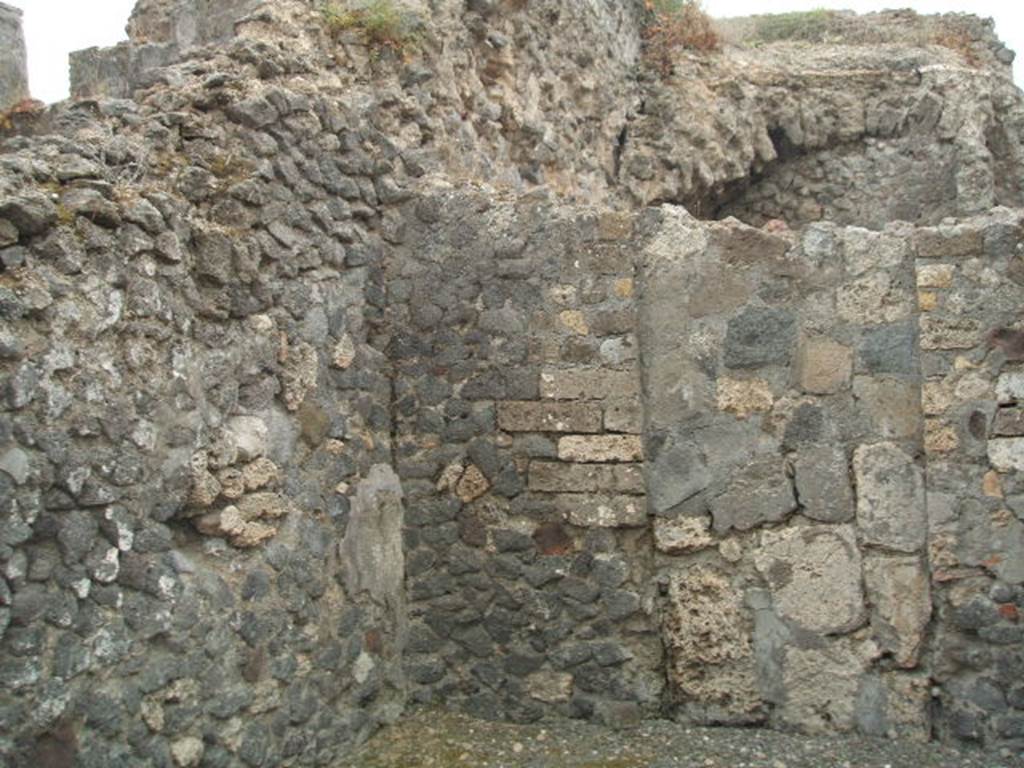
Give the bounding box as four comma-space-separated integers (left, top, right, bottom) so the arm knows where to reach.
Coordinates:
0, 1, 29, 110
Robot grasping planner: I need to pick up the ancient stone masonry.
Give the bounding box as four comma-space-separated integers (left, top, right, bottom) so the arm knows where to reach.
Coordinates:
1, 0, 1024, 765
0, 2, 29, 111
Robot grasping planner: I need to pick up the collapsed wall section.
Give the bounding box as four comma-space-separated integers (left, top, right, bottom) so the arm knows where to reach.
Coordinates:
68, 0, 645, 205
621, 39, 1024, 229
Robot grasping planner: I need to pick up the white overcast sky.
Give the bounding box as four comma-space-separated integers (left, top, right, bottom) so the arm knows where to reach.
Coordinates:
7, 0, 1023, 103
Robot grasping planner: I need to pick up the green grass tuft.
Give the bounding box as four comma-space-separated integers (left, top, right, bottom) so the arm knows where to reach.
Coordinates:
752, 9, 836, 43
321, 0, 422, 54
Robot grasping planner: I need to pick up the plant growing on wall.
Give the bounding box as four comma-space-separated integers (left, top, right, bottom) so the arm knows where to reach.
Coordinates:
643, 0, 721, 75
751, 9, 837, 44
321, 0, 423, 55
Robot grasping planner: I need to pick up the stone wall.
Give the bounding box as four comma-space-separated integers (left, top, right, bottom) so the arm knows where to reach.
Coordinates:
390, 189, 661, 724
0, 2, 28, 110
0, 52, 416, 766
3, 0, 1024, 764
912, 214, 1024, 743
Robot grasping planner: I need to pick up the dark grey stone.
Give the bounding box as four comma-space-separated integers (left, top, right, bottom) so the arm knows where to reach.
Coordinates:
0, 194, 57, 237
859, 322, 918, 375
57, 510, 99, 564
723, 307, 797, 369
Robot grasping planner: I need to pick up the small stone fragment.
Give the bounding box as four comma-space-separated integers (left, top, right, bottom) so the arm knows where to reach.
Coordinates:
989, 438, 1024, 472
716, 377, 774, 418
188, 453, 221, 508
241, 457, 279, 491
332, 333, 357, 369
171, 736, 204, 768
455, 464, 490, 503
559, 310, 589, 335
225, 416, 268, 461
654, 515, 714, 554
526, 670, 574, 703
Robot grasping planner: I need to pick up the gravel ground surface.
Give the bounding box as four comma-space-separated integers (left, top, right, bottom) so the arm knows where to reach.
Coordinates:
339, 710, 1024, 768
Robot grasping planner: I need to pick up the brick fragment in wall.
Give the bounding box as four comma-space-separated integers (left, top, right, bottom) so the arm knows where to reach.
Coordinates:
540, 369, 639, 400
993, 408, 1024, 436
496, 401, 603, 433
528, 461, 644, 494
913, 228, 985, 260
556, 494, 646, 528
603, 399, 642, 433
557, 435, 643, 463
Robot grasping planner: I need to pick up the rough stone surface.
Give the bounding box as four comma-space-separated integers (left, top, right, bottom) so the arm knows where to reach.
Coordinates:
3, 0, 1024, 760
558, 435, 644, 463
863, 554, 931, 668
710, 457, 797, 534
663, 567, 764, 724
797, 337, 854, 394
794, 447, 855, 523
0, 2, 28, 110
754, 525, 865, 634
854, 443, 927, 553
654, 515, 714, 554
781, 642, 867, 733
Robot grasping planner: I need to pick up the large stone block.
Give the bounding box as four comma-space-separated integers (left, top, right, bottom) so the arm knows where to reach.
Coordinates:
793, 446, 855, 523
853, 376, 922, 441
837, 272, 913, 324
863, 554, 931, 668
710, 456, 796, 533
723, 307, 797, 369
540, 369, 639, 400
646, 433, 711, 515
853, 442, 926, 553
663, 566, 764, 724
754, 524, 865, 634
558, 434, 643, 463
858, 322, 918, 375
781, 641, 867, 732
497, 401, 602, 433
528, 461, 644, 494
796, 337, 853, 394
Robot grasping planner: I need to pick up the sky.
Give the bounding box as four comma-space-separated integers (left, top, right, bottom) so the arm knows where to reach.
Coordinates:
7, 0, 1023, 104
